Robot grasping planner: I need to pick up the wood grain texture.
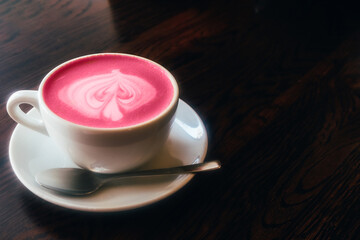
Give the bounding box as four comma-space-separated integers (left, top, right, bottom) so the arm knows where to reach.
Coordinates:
1, 0, 360, 239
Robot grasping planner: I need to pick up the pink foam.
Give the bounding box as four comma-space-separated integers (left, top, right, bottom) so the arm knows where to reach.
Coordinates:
43, 54, 174, 128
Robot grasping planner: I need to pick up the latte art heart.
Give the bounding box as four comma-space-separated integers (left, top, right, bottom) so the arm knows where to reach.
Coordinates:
59, 70, 156, 121
43, 54, 175, 128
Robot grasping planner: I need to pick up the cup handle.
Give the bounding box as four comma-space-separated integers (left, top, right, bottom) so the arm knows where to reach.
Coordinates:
7, 90, 48, 135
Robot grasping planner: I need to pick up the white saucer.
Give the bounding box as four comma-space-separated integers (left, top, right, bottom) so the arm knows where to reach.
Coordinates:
9, 99, 208, 212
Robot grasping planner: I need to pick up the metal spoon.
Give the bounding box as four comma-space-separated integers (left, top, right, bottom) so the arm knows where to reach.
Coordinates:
35, 160, 221, 195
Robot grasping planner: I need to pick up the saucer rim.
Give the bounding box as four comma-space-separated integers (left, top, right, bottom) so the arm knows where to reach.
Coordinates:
8, 99, 208, 212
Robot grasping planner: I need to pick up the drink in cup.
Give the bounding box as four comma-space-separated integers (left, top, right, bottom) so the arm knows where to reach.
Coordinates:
7, 53, 179, 173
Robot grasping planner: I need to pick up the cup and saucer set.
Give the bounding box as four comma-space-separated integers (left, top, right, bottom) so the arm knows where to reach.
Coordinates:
7, 53, 209, 212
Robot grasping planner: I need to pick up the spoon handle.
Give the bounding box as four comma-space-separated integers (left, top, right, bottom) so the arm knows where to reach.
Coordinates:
96, 160, 221, 181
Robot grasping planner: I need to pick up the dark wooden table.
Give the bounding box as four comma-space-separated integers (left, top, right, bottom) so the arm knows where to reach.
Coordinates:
1, 0, 360, 239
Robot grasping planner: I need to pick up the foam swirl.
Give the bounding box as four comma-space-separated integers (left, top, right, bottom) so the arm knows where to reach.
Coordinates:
58, 69, 156, 122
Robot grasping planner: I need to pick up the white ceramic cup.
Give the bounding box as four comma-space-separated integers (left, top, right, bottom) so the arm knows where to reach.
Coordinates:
7, 53, 179, 173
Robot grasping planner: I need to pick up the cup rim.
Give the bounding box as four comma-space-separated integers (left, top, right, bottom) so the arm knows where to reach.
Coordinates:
38, 53, 179, 132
